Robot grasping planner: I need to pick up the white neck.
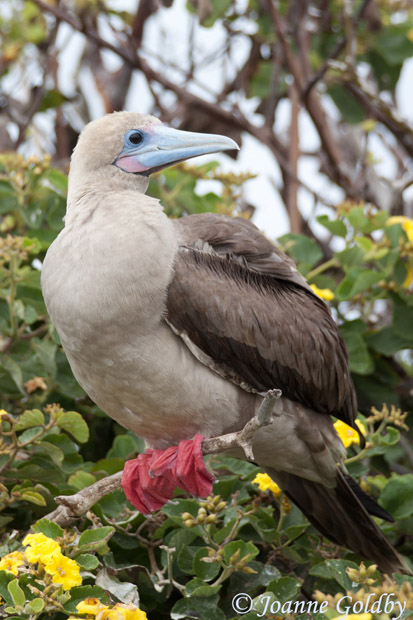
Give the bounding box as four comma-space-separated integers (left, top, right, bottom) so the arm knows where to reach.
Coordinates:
66, 162, 149, 221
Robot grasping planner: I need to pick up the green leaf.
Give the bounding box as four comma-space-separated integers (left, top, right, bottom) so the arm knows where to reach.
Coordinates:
341, 330, 373, 375
56, 411, 89, 443
198, 0, 231, 27
337, 269, 386, 300
95, 568, 140, 605
46, 168, 68, 195
171, 594, 225, 620
0, 356, 24, 393
248, 61, 273, 99
39, 89, 68, 112
391, 293, 413, 342
308, 561, 333, 579
185, 578, 221, 598
317, 215, 347, 237
75, 554, 99, 570
0, 180, 18, 213
26, 598, 44, 613
193, 548, 221, 582
208, 455, 257, 477
374, 426, 400, 448
14, 409, 44, 431
33, 518, 64, 540
20, 491, 46, 506
161, 499, 200, 519
366, 326, 412, 356
7, 579, 25, 607
380, 475, 413, 520
35, 440, 65, 465
335, 246, 365, 268
345, 206, 370, 230
107, 434, 140, 459
32, 339, 57, 379
267, 576, 301, 604
0, 570, 14, 604
68, 470, 96, 490
166, 529, 198, 558
78, 526, 115, 549
324, 559, 359, 590
223, 540, 259, 564
373, 26, 413, 66
92, 458, 124, 475
278, 234, 323, 269
328, 84, 365, 123
177, 545, 198, 575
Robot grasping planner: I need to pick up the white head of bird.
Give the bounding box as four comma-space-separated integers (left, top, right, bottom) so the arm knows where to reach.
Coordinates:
67, 111, 239, 204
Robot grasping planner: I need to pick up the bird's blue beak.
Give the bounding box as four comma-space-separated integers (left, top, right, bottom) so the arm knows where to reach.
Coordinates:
114, 124, 239, 175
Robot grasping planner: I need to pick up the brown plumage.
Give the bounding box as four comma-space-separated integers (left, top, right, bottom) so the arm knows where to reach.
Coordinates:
170, 213, 358, 428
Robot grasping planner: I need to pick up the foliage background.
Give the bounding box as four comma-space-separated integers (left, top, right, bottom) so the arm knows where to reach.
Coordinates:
0, 0, 413, 619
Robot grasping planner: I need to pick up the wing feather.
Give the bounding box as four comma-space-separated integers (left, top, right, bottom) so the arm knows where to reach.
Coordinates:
167, 214, 358, 429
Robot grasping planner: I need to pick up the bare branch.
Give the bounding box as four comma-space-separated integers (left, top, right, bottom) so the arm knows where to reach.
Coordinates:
265, 0, 354, 194
286, 84, 301, 233
344, 75, 413, 158
44, 390, 281, 527
303, 0, 373, 96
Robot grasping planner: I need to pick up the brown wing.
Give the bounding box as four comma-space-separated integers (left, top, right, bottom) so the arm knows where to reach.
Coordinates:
168, 214, 358, 429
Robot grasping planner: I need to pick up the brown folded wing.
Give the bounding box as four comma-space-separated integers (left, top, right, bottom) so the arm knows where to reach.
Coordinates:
167, 214, 357, 428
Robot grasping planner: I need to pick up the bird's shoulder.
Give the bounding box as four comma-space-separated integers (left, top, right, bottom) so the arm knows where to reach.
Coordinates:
173, 213, 311, 291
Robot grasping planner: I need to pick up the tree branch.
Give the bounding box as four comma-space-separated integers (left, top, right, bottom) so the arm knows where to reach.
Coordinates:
264, 0, 354, 195
303, 0, 373, 97
44, 390, 281, 527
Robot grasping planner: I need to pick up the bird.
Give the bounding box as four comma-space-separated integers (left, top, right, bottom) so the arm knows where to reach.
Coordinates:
41, 111, 409, 574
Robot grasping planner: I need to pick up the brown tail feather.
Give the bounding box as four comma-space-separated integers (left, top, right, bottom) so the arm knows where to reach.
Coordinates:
266, 468, 411, 575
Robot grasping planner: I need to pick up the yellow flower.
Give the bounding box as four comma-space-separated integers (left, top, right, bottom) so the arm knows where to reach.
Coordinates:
310, 284, 335, 301
98, 605, 148, 620
387, 216, 413, 242
44, 552, 82, 590
23, 532, 61, 564
252, 473, 282, 498
334, 419, 366, 448
332, 615, 372, 620
77, 598, 109, 615
0, 409, 8, 416
76, 599, 147, 620
0, 551, 24, 575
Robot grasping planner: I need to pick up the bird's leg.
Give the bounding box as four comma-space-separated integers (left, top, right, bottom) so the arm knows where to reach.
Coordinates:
122, 435, 216, 514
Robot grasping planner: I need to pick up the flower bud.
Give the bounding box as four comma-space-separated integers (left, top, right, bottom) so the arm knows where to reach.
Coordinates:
205, 514, 218, 524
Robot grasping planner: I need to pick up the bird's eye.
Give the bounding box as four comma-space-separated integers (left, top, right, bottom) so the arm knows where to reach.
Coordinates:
129, 132, 143, 145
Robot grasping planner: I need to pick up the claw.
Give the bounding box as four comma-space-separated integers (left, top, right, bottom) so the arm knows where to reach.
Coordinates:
121, 435, 215, 513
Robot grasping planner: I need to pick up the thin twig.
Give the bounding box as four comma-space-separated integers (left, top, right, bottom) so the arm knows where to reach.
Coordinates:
303, 0, 373, 97
264, 0, 354, 194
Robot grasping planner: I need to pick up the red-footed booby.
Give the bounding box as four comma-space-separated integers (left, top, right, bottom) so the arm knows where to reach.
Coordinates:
41, 112, 408, 574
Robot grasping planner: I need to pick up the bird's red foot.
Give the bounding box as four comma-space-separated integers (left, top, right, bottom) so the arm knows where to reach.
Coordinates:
121, 434, 216, 514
